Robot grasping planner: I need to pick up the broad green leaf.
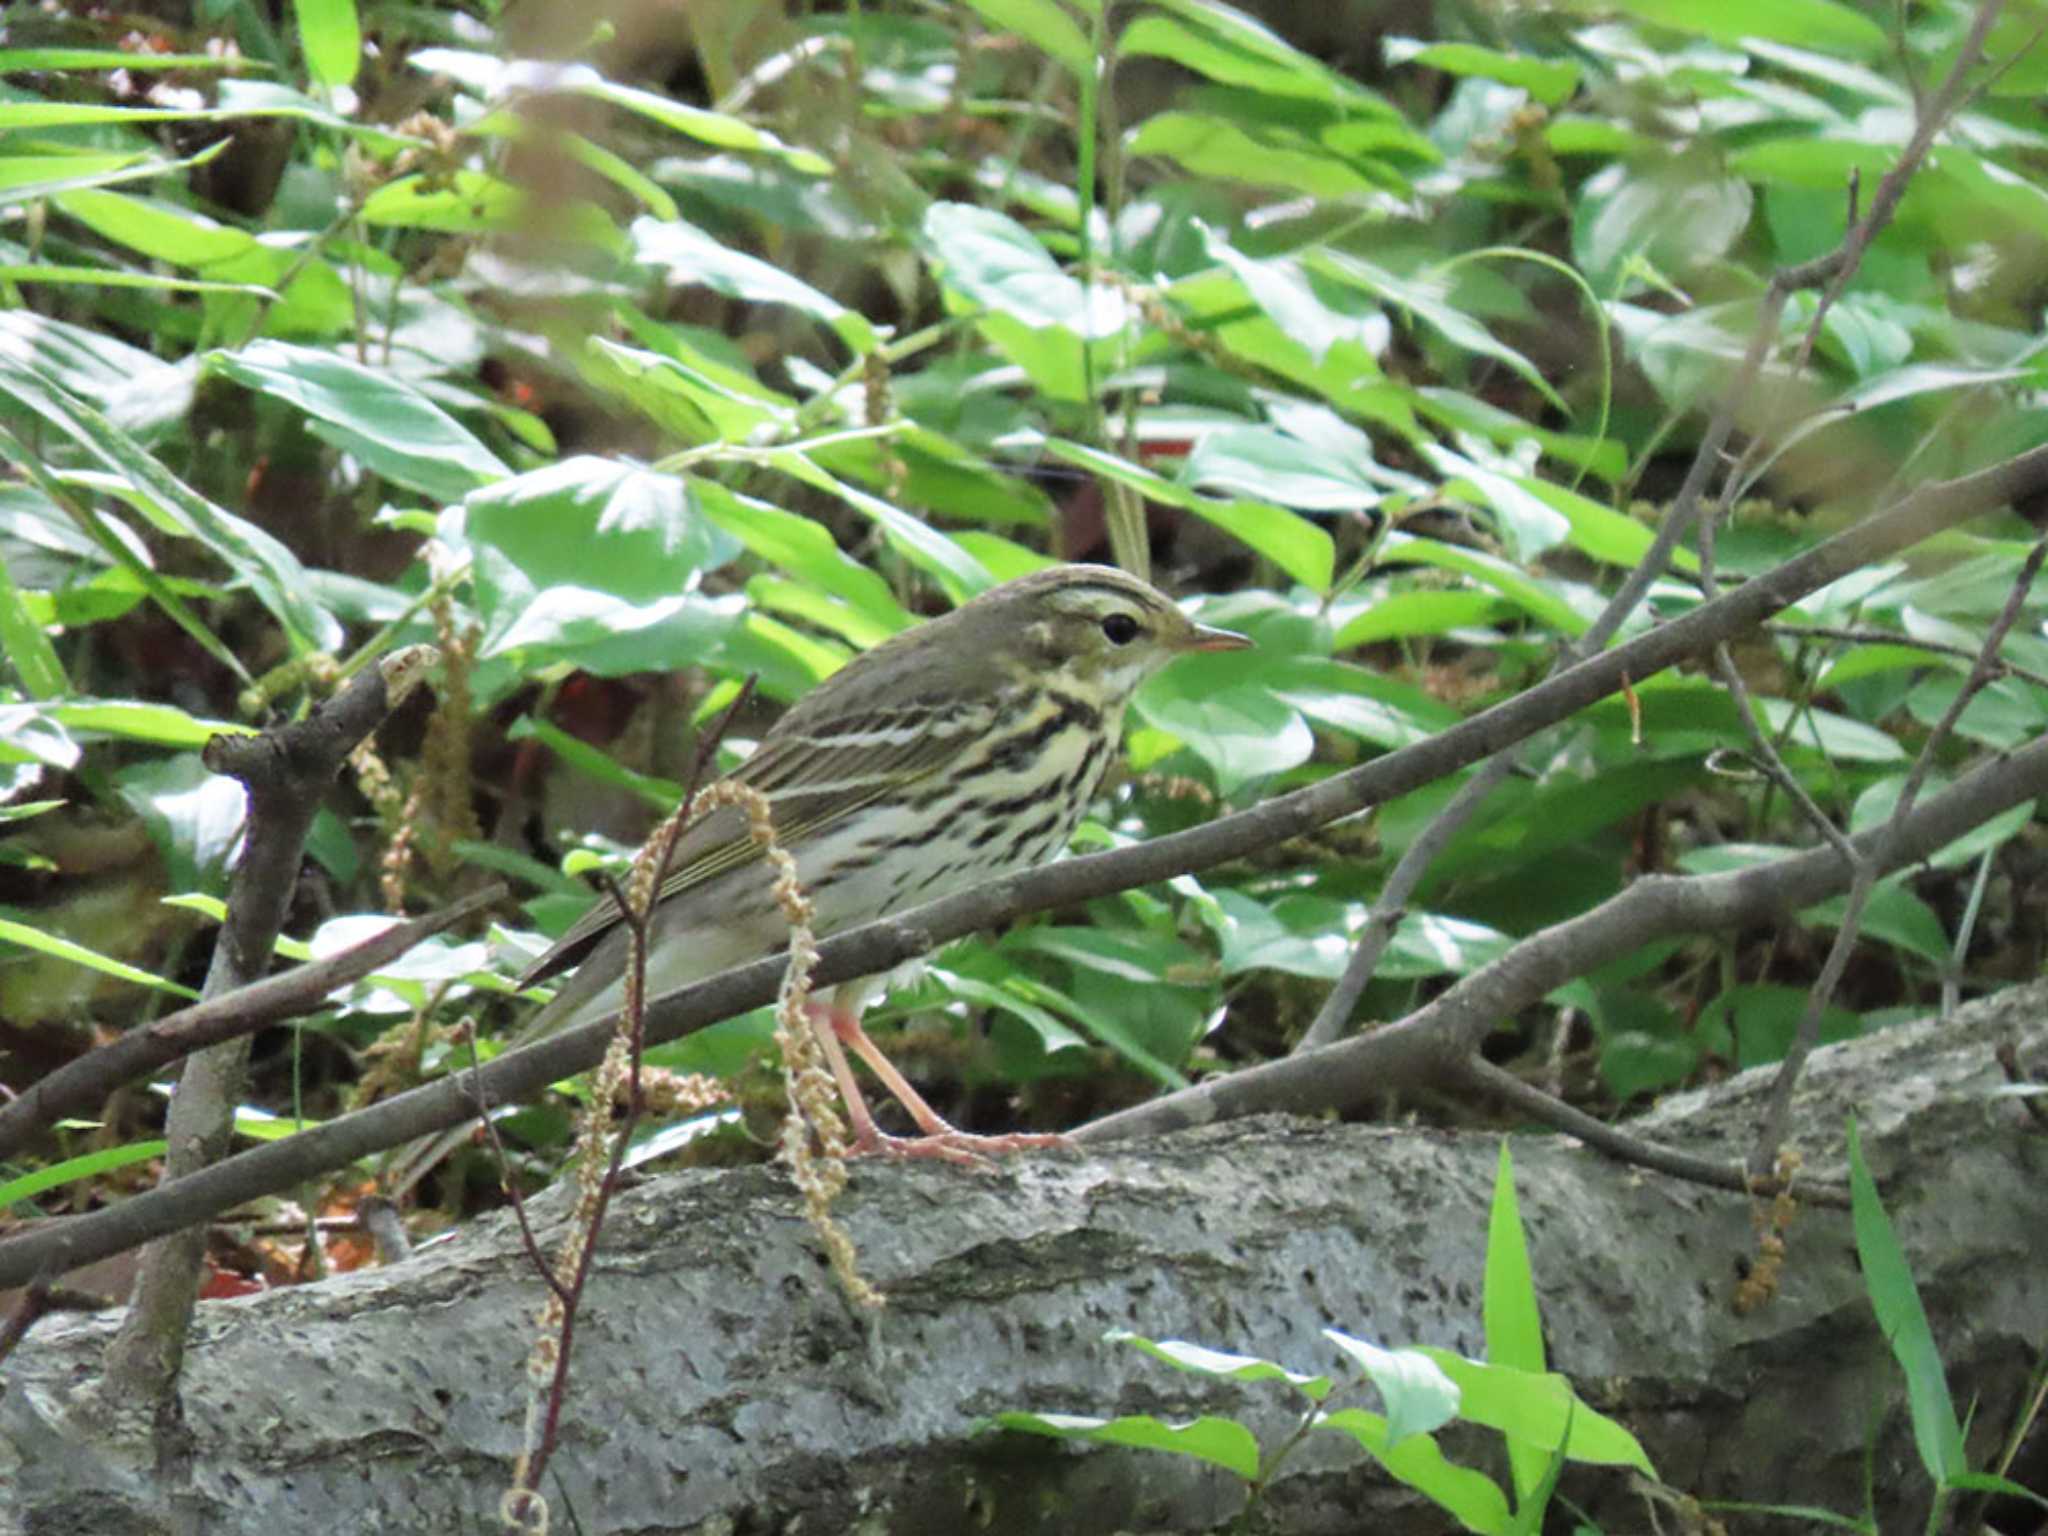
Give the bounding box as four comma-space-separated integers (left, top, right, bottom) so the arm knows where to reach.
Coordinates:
207, 340, 508, 501
459, 456, 736, 606
0, 360, 338, 657
583, 335, 792, 445
960, 0, 1094, 75
0, 1140, 170, 1206
508, 717, 683, 811
989, 1410, 1262, 1479
113, 756, 247, 894
763, 448, 993, 602
922, 202, 1126, 336
1135, 649, 1314, 793
1130, 112, 1386, 198
1592, 0, 1887, 57
1336, 589, 1511, 646
1046, 439, 1334, 590
1416, 1351, 1656, 1476
690, 481, 913, 634
1316, 251, 1563, 413
1423, 445, 1569, 562
1324, 1330, 1461, 1446
1214, 890, 1354, 980
1511, 477, 1698, 574
0, 310, 193, 438
1383, 38, 1580, 106
1754, 697, 1907, 763
1847, 1119, 1967, 1486
1183, 425, 1380, 512
0, 140, 235, 206
1377, 531, 1589, 636
1123, 0, 1389, 106
293, 0, 361, 88
630, 216, 875, 350
1572, 158, 1753, 291
1315, 1409, 1512, 1533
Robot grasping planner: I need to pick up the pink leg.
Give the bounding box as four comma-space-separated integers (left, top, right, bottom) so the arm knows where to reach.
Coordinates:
804, 1002, 1072, 1167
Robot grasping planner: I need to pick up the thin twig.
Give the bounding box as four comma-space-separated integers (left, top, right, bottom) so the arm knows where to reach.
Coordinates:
5, 444, 2047, 1290
1455, 1056, 1848, 1207
0, 884, 504, 1158
1747, 538, 2048, 1176
1768, 622, 2048, 693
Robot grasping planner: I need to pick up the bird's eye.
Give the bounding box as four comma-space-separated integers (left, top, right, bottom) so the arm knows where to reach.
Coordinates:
1100, 613, 1141, 646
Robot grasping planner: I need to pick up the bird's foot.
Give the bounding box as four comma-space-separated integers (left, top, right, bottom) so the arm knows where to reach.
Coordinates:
846, 1124, 1076, 1170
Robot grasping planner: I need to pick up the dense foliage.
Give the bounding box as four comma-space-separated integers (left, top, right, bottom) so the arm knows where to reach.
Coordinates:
2, 0, 2044, 1236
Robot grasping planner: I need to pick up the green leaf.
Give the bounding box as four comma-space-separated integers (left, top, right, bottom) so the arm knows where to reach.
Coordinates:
1383, 38, 1580, 106
1594, 0, 1887, 57
989, 1410, 1262, 1480
0, 918, 198, 999
1122, 0, 1388, 106
0, 361, 338, 657
1335, 589, 1511, 646
45, 701, 254, 749
630, 216, 874, 351
1046, 439, 1334, 590
1484, 1140, 1546, 1504
1378, 531, 1590, 636
1111, 1330, 1333, 1400
293, 0, 361, 89
0, 1140, 169, 1206
690, 482, 914, 635
1314, 1409, 1513, 1534
1315, 251, 1562, 413
459, 456, 736, 606
1134, 648, 1313, 794
922, 202, 1126, 337
763, 448, 994, 603
113, 756, 247, 894
1416, 1351, 1657, 1476
207, 340, 508, 502
1182, 424, 1380, 512
960, 0, 1094, 75
0, 545, 66, 697
1324, 1330, 1461, 1446
1214, 890, 1355, 980
1846, 1118, 1968, 1487
508, 717, 683, 811
411, 50, 828, 172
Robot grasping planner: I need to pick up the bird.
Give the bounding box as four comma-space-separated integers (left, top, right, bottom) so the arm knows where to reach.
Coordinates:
387, 562, 1248, 1194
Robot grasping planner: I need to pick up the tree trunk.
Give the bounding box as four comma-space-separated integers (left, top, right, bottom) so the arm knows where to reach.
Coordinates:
4, 982, 2043, 1536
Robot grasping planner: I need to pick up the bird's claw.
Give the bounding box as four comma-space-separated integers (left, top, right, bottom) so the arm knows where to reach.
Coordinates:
846, 1126, 1076, 1171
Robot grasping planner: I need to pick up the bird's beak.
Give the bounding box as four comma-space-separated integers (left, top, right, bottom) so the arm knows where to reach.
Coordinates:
1184, 622, 1252, 653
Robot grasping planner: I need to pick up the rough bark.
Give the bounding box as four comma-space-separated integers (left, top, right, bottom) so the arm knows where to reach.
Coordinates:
3, 982, 2043, 1536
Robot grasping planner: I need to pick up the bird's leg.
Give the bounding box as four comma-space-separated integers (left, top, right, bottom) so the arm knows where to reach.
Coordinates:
804, 1000, 1073, 1166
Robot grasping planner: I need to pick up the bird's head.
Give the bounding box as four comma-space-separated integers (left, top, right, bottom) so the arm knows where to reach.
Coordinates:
992, 563, 1251, 703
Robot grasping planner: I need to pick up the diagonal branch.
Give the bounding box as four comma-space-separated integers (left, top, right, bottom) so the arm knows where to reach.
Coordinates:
0, 885, 504, 1159
1, 444, 2045, 1290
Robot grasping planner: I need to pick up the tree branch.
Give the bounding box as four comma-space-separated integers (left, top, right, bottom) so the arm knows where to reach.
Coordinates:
1, 445, 2045, 1290
0, 885, 503, 1158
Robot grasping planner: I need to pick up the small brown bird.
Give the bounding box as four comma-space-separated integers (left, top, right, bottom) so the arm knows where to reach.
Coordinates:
391, 563, 1247, 1190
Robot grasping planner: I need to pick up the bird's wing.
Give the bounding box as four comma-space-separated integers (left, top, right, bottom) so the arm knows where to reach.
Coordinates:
516, 702, 983, 986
